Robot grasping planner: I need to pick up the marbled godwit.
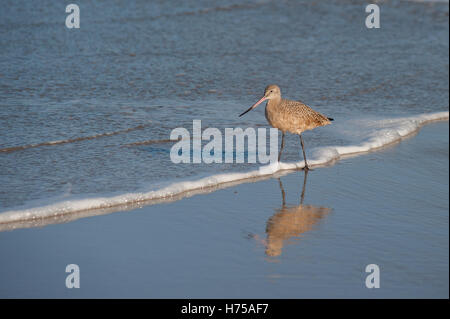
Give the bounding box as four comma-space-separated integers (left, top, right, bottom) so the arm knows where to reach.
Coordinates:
239, 84, 333, 170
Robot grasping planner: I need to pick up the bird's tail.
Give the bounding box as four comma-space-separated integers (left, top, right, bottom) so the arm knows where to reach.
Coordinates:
327, 117, 334, 121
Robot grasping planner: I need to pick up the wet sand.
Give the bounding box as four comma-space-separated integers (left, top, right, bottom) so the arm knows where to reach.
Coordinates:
0, 121, 448, 298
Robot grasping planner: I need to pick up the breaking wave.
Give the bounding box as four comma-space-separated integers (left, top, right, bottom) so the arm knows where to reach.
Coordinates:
0, 125, 147, 153
0, 111, 448, 228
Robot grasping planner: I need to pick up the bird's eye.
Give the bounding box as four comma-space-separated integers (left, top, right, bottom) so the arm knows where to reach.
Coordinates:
270, 90, 273, 93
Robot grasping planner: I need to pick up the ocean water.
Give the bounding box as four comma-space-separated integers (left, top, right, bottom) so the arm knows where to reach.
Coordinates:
0, 0, 448, 219
0, 0, 448, 299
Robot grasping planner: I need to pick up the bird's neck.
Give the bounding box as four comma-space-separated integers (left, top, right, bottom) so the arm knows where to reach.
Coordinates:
267, 97, 282, 109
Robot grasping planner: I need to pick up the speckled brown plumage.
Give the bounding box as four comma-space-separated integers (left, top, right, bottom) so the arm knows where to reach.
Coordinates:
265, 97, 331, 134
258, 84, 331, 134
239, 84, 333, 169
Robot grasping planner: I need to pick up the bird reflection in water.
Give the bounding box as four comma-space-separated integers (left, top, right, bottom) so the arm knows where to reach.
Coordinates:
251, 171, 331, 257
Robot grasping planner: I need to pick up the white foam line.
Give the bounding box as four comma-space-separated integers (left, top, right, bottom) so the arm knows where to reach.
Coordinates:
0, 111, 448, 224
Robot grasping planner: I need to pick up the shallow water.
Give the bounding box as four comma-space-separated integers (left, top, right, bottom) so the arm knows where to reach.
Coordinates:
0, 121, 447, 298
0, 0, 448, 213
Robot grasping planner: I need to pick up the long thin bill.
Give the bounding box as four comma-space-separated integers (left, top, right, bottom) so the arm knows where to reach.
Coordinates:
239, 96, 267, 117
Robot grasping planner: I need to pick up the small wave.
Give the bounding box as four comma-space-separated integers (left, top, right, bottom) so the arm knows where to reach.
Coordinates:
0, 111, 448, 228
123, 138, 181, 147
0, 125, 147, 153
89, 2, 266, 29
404, 0, 449, 3
187, 3, 262, 15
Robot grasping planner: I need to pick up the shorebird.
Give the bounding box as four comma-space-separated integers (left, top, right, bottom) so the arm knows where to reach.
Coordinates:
239, 84, 333, 170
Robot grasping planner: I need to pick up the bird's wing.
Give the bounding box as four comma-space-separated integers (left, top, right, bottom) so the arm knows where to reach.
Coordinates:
290, 100, 331, 126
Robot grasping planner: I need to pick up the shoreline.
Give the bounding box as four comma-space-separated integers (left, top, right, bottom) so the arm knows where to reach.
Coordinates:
0, 111, 448, 230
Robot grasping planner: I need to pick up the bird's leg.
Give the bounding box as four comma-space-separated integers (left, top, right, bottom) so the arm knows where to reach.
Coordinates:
278, 178, 286, 207
300, 169, 309, 205
299, 134, 309, 170
278, 132, 285, 162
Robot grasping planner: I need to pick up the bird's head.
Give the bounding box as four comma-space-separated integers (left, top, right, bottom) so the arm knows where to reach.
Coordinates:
263, 84, 281, 100
239, 84, 281, 117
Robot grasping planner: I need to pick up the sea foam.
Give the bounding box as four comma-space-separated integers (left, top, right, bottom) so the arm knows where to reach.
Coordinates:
0, 111, 448, 226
